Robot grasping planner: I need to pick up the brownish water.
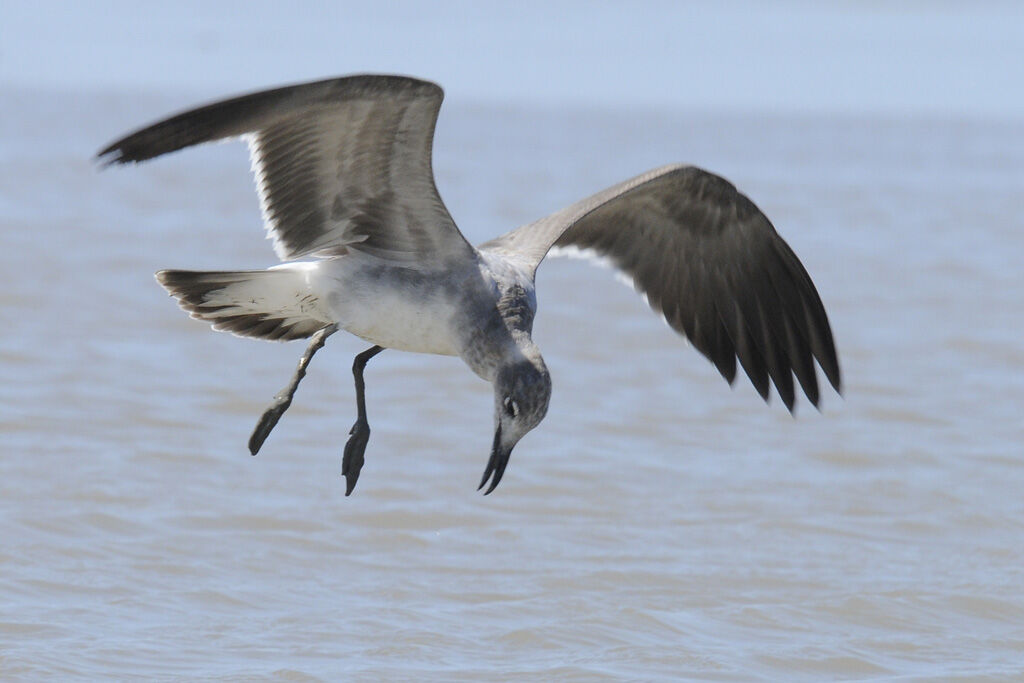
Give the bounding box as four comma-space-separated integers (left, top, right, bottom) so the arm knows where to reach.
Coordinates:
2, 91, 1023, 680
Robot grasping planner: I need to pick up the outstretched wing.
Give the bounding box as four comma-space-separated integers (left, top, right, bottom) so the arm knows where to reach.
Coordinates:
480, 164, 841, 411
98, 75, 473, 264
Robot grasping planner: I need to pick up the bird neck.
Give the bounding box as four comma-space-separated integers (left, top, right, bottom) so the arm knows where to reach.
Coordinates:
462, 325, 544, 384
497, 282, 535, 335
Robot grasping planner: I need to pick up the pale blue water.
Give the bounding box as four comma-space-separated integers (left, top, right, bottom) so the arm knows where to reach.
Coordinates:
1, 88, 1023, 680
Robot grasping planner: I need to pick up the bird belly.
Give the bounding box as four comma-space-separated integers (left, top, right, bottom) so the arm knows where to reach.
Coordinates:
345, 293, 460, 355
319, 259, 463, 356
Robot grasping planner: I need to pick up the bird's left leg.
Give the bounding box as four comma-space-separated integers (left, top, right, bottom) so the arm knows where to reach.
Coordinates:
249, 324, 339, 455
342, 344, 385, 496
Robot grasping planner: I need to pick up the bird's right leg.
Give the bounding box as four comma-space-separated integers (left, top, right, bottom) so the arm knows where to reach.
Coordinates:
342, 345, 384, 496
248, 324, 339, 455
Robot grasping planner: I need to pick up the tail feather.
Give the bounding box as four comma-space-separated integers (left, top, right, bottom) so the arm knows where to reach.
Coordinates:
156, 267, 333, 341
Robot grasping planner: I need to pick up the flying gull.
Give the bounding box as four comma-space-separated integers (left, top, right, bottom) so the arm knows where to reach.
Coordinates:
97, 75, 841, 495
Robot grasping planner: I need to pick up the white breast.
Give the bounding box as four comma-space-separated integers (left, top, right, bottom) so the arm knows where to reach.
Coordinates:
345, 289, 461, 354
316, 257, 464, 356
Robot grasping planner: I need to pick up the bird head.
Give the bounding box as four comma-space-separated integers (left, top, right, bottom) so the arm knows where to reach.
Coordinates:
479, 353, 551, 494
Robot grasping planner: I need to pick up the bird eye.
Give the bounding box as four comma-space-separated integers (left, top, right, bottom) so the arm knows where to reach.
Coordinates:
503, 396, 519, 418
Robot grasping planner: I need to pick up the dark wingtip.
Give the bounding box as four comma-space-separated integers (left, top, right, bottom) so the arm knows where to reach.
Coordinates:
812, 320, 842, 396
818, 370, 844, 410
810, 362, 842, 409
779, 384, 795, 414
804, 376, 824, 413
94, 145, 124, 169
830, 368, 844, 396
804, 366, 843, 414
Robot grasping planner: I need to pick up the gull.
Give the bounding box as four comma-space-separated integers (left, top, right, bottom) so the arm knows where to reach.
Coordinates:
97, 75, 841, 495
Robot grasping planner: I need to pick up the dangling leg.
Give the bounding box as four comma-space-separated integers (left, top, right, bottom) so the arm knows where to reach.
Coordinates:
249, 324, 339, 455
342, 344, 385, 496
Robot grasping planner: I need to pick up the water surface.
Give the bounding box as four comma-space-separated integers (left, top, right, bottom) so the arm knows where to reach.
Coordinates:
1, 90, 1023, 680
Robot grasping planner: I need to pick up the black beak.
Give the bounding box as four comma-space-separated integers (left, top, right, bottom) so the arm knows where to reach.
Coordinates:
478, 424, 513, 495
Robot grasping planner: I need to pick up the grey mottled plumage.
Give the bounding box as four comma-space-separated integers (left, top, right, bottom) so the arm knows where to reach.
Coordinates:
98, 74, 841, 495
